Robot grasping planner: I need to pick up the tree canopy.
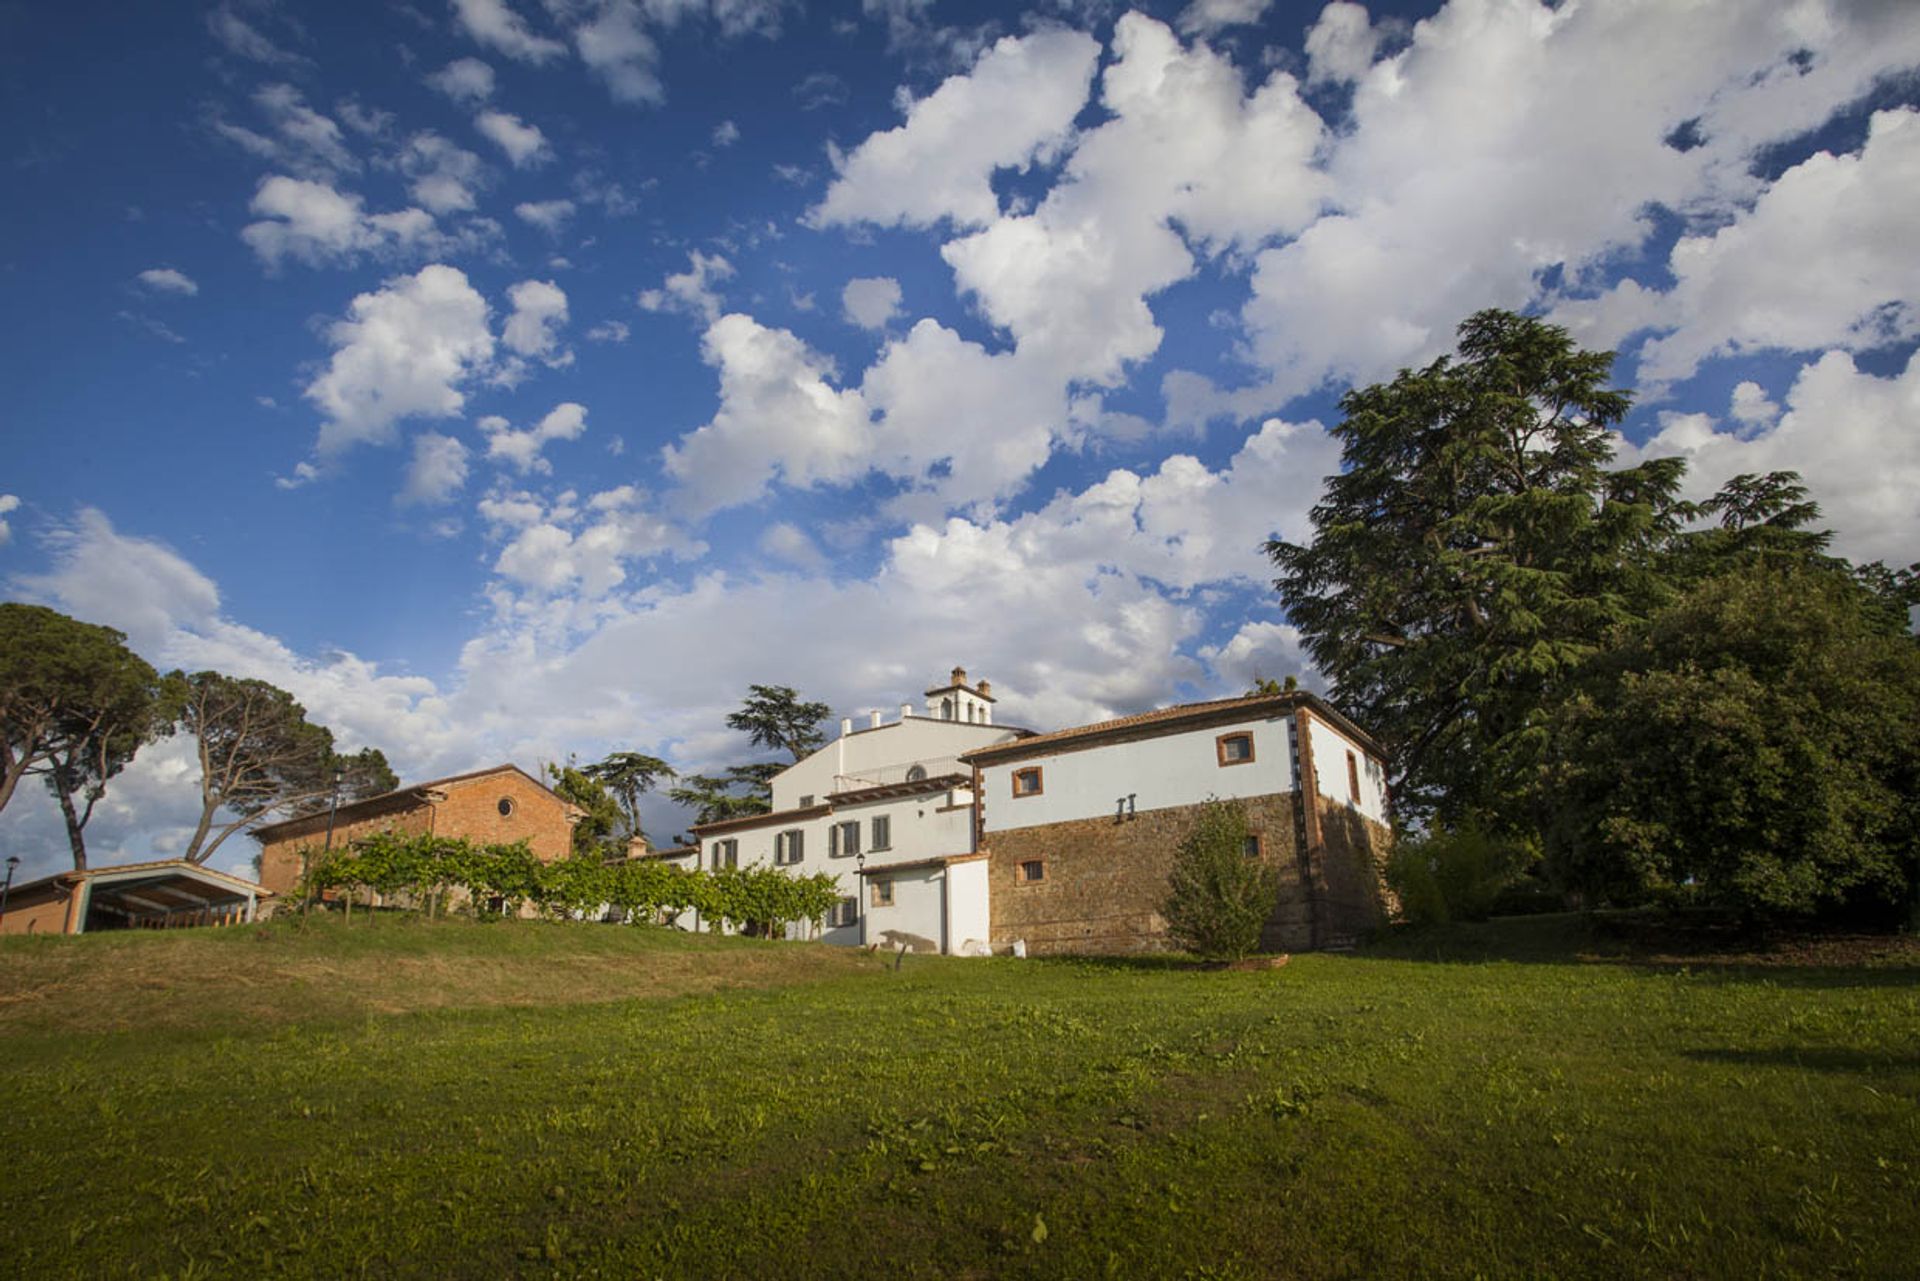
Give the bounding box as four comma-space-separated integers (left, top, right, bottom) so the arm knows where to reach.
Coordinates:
547, 760, 626, 859
0, 604, 171, 868
1270, 308, 1920, 919
580, 751, 676, 843
171, 670, 395, 864
1267, 309, 1686, 827
1538, 561, 1920, 916
726, 684, 830, 762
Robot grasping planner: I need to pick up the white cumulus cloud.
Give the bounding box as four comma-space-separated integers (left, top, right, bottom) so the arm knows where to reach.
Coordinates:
475, 109, 552, 167
304, 264, 496, 454
811, 28, 1101, 230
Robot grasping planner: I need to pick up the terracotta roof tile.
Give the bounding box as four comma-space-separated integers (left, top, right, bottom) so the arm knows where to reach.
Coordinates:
959, 692, 1382, 762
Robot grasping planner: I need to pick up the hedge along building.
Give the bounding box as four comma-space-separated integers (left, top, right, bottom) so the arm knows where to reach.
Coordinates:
250, 764, 584, 900
690, 668, 1028, 951
960, 691, 1394, 955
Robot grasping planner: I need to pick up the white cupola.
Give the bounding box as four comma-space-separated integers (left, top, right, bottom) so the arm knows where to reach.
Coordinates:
924, 664, 995, 725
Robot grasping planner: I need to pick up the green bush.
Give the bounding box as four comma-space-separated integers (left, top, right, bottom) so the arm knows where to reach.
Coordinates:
1387, 824, 1530, 925
1161, 800, 1278, 961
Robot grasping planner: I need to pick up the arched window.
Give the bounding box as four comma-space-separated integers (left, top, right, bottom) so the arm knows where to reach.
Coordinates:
905, 764, 927, 782
942, 698, 953, 720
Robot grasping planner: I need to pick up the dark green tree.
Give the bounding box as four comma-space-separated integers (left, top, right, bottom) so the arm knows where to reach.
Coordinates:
1267, 309, 1688, 826
170, 671, 395, 864
546, 759, 626, 859
0, 605, 172, 867
1, 605, 166, 825
581, 751, 676, 843
1538, 561, 1920, 917
1161, 800, 1277, 961
726, 684, 830, 761
667, 767, 774, 825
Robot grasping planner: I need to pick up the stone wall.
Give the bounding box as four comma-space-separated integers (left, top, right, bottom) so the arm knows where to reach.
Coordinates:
988, 794, 1278, 954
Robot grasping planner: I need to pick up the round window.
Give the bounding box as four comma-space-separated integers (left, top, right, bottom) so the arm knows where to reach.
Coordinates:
497, 797, 515, 817
905, 764, 927, 782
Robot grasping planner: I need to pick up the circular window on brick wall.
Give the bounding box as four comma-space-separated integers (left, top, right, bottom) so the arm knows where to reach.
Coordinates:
497, 797, 515, 817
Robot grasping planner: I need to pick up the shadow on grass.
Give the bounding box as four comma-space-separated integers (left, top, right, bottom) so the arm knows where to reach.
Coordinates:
1682, 1046, 1920, 1074
1359, 912, 1920, 984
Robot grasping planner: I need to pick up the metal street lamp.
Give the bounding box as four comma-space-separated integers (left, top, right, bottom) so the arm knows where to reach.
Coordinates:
303, 767, 347, 917
0, 855, 19, 926
323, 766, 346, 851
855, 850, 866, 947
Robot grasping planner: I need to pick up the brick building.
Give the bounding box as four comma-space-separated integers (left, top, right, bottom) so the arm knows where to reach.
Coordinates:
251, 764, 583, 898
962, 692, 1394, 954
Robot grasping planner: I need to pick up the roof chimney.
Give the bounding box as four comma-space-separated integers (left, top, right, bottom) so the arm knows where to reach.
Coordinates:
901, 702, 913, 720
977, 678, 991, 698
950, 665, 968, 687
839, 717, 853, 737
869, 709, 883, 729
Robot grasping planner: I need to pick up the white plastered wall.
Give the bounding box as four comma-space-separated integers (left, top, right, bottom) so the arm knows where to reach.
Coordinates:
1306, 714, 1390, 826
770, 717, 1020, 810
977, 715, 1296, 833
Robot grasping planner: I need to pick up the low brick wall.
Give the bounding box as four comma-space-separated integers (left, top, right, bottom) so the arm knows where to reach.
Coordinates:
986, 793, 1392, 955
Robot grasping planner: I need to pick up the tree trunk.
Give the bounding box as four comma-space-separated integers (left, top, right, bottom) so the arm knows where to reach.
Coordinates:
51, 768, 88, 871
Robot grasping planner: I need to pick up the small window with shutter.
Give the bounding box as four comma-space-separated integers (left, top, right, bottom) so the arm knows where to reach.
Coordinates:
871, 814, 891, 851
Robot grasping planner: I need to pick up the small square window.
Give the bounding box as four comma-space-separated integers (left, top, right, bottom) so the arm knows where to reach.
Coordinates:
830, 820, 861, 857
1243, 833, 1263, 859
1012, 767, 1044, 797
1017, 859, 1045, 884
1216, 732, 1255, 766
870, 879, 894, 907
829, 896, 857, 928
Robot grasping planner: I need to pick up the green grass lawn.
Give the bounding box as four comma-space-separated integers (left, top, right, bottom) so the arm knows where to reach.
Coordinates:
2, 914, 1915, 1279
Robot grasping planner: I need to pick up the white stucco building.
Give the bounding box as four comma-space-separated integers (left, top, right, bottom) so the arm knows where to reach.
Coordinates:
691, 668, 1023, 952
689, 669, 1395, 955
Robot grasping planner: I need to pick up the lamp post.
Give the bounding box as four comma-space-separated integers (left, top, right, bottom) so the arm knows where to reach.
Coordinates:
855, 850, 866, 947
324, 766, 346, 851
0, 855, 18, 927
303, 767, 346, 917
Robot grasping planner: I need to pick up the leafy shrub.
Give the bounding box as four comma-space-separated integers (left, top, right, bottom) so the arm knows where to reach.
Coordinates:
1161, 800, 1278, 961
298, 832, 839, 935
1387, 824, 1530, 925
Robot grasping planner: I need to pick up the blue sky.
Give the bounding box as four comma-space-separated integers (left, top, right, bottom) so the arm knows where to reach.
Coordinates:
4, 0, 1918, 879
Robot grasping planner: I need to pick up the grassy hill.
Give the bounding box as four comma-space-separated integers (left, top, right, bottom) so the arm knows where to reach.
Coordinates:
2, 914, 1915, 1278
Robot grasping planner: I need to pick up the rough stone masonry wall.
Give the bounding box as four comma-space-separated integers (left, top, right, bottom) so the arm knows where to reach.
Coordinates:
1313, 796, 1396, 941
987, 795, 1288, 955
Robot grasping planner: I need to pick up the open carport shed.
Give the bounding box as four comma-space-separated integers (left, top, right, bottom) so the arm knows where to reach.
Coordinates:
0, 860, 272, 936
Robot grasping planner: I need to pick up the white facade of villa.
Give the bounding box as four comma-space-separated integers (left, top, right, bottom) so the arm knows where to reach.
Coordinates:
688, 667, 1395, 955
690, 668, 1019, 951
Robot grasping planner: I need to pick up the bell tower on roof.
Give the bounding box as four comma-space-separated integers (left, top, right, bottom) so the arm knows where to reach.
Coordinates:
925, 665, 995, 725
